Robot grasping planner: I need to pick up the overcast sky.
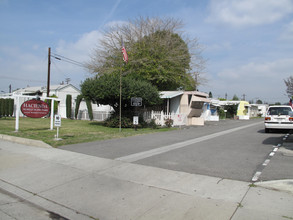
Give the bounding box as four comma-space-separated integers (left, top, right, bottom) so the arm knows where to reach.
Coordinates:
0, 0, 293, 104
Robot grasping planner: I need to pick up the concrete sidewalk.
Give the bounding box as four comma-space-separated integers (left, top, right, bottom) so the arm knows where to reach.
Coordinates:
0, 139, 293, 220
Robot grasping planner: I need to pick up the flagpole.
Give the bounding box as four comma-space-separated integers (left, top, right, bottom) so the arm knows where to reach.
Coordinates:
119, 63, 122, 132
119, 38, 128, 132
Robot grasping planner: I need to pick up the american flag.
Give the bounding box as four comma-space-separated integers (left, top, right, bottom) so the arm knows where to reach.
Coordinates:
121, 39, 128, 63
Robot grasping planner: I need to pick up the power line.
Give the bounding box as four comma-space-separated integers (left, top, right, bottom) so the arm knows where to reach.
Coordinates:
51, 59, 71, 79
51, 53, 86, 68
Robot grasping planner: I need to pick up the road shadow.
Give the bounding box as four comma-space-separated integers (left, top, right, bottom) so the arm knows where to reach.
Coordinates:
259, 129, 293, 151
258, 129, 292, 134
258, 129, 288, 146
262, 136, 283, 146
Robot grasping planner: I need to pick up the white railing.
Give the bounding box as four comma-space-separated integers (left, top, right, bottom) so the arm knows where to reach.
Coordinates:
143, 110, 187, 126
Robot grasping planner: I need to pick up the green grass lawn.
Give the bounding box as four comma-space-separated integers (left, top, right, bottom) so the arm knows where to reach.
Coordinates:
0, 117, 174, 147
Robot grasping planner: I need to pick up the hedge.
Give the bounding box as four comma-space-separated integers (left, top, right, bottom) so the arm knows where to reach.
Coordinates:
0, 98, 14, 117
66, 94, 72, 119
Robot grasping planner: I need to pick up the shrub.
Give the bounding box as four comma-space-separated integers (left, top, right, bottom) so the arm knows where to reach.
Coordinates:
103, 115, 132, 128
165, 118, 173, 128
225, 104, 238, 118
0, 99, 4, 117
66, 94, 72, 119
138, 115, 148, 128
148, 119, 158, 129
75, 95, 83, 119
4, 99, 9, 117
0, 99, 14, 117
8, 98, 14, 116
85, 99, 93, 121
218, 108, 226, 119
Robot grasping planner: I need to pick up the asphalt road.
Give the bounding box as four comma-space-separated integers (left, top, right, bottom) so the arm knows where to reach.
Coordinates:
60, 118, 293, 182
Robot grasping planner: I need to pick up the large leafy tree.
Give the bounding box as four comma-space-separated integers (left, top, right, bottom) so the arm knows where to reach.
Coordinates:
81, 74, 161, 114
87, 17, 206, 91
127, 30, 192, 90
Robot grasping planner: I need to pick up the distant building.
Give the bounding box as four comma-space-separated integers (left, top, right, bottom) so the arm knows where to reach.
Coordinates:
210, 100, 268, 119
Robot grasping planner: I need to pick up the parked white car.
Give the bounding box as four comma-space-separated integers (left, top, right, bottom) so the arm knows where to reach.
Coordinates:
264, 105, 293, 133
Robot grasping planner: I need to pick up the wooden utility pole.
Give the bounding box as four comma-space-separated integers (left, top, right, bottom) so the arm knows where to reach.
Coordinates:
47, 47, 51, 97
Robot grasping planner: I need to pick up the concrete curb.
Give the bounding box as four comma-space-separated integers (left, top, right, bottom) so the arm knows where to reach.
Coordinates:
255, 179, 293, 194
0, 134, 52, 148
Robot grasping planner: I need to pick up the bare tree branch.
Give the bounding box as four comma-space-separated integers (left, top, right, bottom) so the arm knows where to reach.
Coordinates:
284, 76, 293, 98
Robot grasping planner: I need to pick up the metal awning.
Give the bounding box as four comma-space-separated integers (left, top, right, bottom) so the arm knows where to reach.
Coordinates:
160, 91, 184, 99
191, 96, 211, 103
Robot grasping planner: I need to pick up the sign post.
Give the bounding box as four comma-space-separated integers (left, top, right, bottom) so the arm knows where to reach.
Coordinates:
54, 115, 62, 140
131, 97, 142, 130
15, 96, 20, 132
13, 95, 61, 132
133, 116, 139, 130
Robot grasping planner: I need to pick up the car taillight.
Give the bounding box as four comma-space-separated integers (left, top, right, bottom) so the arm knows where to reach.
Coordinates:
289, 117, 293, 121
265, 117, 271, 121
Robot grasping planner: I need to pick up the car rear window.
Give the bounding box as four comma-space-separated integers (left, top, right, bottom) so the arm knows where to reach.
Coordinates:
267, 107, 292, 115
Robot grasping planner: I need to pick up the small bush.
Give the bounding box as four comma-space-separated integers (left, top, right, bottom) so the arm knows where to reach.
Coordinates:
218, 108, 226, 119
164, 118, 173, 128
103, 116, 132, 128
148, 119, 158, 129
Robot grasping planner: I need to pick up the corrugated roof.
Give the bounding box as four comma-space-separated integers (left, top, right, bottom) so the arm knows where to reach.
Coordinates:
160, 91, 184, 99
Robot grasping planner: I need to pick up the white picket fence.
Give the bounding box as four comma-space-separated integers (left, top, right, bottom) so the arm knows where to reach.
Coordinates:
76, 109, 187, 125
76, 110, 112, 121
143, 110, 187, 126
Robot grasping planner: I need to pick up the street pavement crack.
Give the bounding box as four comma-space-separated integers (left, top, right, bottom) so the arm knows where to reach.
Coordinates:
229, 184, 251, 220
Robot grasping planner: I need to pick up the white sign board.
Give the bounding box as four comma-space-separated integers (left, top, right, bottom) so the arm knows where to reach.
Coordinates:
175, 114, 185, 126
133, 116, 139, 125
54, 115, 61, 127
